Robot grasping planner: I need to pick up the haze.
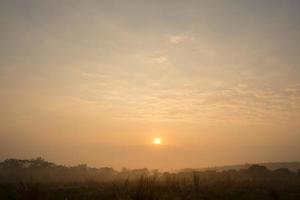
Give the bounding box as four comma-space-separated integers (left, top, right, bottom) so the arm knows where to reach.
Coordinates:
1, 0, 300, 170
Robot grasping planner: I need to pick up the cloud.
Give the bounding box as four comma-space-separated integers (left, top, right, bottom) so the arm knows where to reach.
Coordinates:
168, 35, 189, 44
75, 70, 300, 124
152, 56, 168, 64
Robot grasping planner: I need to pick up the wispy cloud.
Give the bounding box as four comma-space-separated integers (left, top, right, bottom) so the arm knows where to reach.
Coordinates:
152, 56, 168, 64
74, 68, 300, 124
168, 34, 191, 44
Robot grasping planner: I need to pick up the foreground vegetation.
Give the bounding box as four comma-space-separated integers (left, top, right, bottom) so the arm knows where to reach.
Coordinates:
1, 158, 300, 200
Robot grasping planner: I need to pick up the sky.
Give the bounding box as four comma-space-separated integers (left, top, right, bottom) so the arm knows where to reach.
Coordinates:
0, 0, 300, 170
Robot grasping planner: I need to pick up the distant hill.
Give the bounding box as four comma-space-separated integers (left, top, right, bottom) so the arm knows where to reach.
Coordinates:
196, 161, 300, 172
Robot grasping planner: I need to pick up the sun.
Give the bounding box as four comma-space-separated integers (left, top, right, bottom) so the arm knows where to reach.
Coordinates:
153, 137, 162, 145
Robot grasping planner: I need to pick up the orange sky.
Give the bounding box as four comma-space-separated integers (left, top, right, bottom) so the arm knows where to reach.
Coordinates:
0, 0, 300, 169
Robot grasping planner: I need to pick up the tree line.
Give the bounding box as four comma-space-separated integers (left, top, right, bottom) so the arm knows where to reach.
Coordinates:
1, 158, 300, 183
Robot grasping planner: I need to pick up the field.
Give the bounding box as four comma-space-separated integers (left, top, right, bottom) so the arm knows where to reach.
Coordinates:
1, 176, 300, 200
1, 159, 300, 200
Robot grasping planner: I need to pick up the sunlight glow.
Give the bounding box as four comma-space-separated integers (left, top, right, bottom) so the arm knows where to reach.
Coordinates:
153, 137, 162, 145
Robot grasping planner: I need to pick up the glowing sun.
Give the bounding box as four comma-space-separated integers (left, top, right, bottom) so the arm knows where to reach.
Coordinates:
153, 137, 162, 145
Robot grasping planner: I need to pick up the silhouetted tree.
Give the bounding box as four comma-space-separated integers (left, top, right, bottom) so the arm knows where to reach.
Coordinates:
246, 165, 270, 178
273, 168, 293, 177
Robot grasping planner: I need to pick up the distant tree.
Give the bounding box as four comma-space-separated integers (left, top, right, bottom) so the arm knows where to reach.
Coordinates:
2, 158, 24, 168
247, 165, 270, 177
74, 164, 88, 171
30, 157, 55, 169
99, 167, 116, 174
131, 168, 150, 179
273, 168, 293, 177
97, 167, 117, 181
151, 169, 160, 180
